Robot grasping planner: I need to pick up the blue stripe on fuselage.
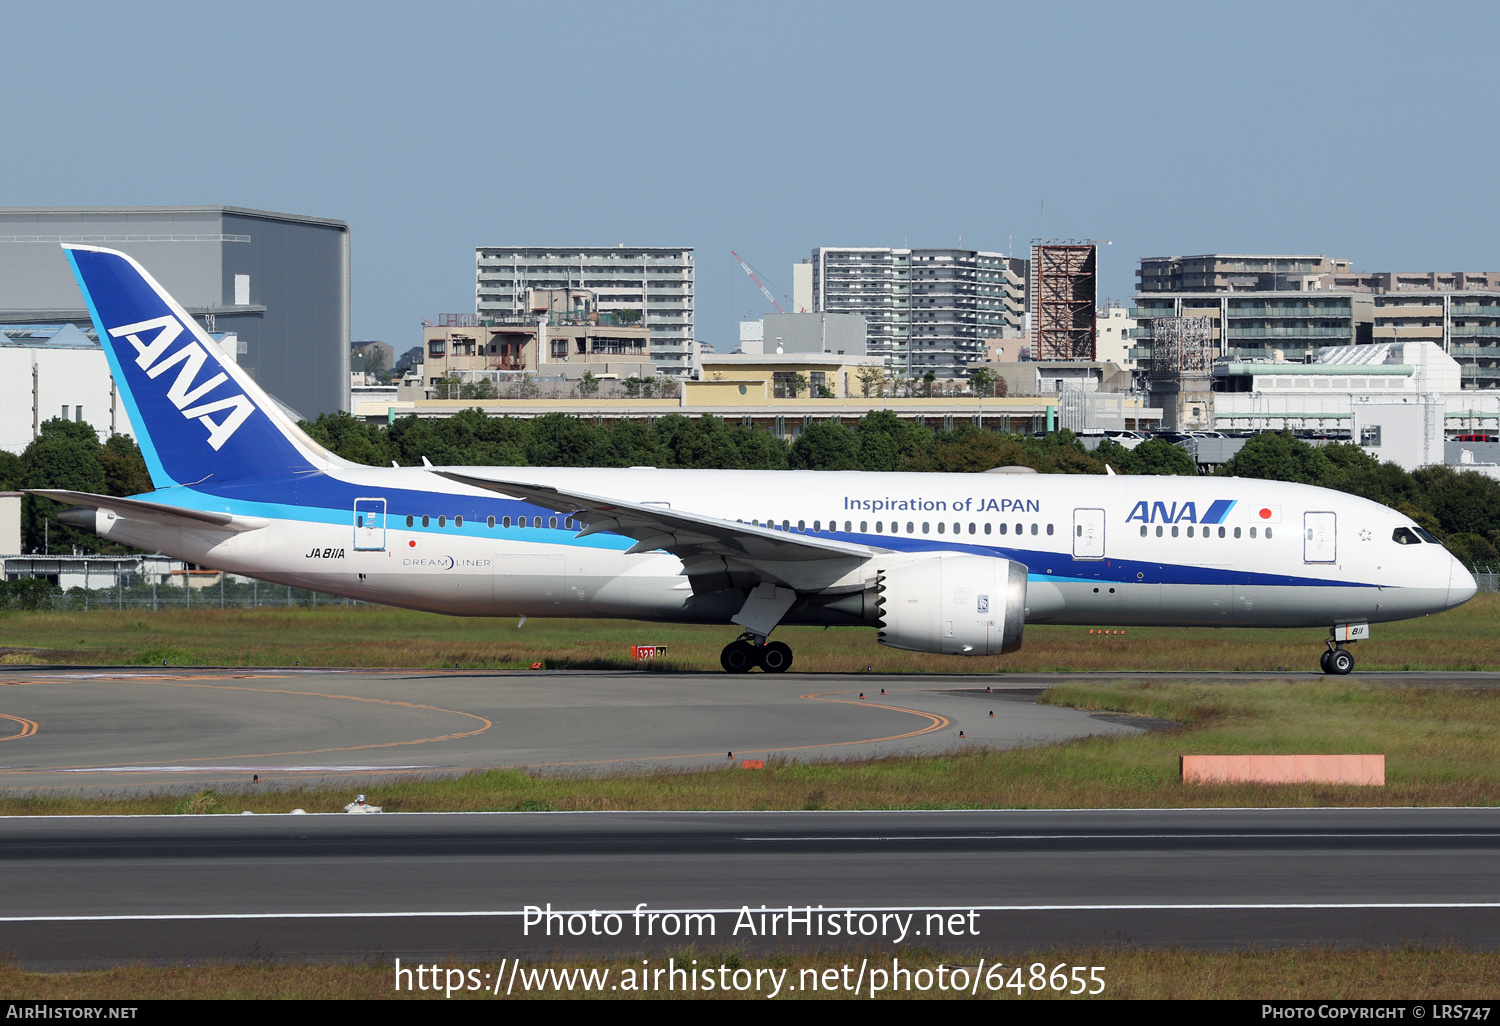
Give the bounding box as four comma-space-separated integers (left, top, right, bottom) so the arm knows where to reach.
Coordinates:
153, 472, 1376, 591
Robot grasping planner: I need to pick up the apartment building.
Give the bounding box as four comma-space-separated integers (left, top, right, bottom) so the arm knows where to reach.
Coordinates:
474, 246, 694, 377
1133, 255, 1500, 387
810, 247, 1026, 377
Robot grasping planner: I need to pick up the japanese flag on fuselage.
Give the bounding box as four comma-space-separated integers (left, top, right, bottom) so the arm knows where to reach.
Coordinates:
1252, 504, 1282, 524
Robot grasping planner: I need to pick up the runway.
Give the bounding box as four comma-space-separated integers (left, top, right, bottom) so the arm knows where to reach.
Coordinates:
4, 667, 1499, 967
0, 668, 1156, 794
3, 808, 1499, 968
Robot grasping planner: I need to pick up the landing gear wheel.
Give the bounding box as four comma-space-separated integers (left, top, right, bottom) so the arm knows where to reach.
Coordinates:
1329, 648, 1354, 675
758, 641, 793, 674
720, 641, 757, 674
1319, 650, 1333, 674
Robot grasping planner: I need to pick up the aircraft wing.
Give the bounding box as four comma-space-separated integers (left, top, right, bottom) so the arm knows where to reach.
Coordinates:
434, 470, 873, 593
27, 489, 269, 534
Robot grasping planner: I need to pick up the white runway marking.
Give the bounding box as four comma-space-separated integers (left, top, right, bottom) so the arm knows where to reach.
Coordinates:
744, 832, 1500, 841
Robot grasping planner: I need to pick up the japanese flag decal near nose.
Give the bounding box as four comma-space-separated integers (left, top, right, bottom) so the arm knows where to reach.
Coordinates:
63, 245, 317, 487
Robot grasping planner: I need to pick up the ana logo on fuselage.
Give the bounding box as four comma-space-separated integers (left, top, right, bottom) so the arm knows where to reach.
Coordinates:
1125, 499, 1237, 525
107, 316, 255, 451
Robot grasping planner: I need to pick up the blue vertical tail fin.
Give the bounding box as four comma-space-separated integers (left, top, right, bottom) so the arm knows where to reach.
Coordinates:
64, 244, 343, 489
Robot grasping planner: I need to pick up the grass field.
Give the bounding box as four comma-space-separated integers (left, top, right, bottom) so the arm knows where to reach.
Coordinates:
0, 592, 1496, 672
6, 677, 1500, 816
2, 947, 1497, 999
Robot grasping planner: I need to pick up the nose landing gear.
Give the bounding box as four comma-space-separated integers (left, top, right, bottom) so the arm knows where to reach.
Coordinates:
719, 633, 794, 674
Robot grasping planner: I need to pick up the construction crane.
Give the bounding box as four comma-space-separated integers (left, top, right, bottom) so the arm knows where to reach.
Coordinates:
731, 250, 785, 313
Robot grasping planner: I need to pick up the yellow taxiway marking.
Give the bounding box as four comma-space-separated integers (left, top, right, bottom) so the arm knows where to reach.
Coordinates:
0, 679, 490, 774
0, 714, 38, 741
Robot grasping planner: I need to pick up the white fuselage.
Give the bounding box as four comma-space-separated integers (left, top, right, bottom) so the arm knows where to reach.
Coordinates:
89, 467, 1473, 631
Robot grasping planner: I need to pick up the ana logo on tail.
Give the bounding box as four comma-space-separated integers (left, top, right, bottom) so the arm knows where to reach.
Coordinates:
108, 315, 255, 450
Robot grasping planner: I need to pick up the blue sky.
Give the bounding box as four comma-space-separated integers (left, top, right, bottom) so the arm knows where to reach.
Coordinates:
7, 1, 1497, 349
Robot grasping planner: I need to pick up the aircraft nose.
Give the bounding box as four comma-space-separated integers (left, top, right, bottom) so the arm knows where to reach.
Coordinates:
1449, 559, 1478, 608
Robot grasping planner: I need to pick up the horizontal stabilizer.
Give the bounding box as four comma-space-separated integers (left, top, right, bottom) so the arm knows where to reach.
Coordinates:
27, 489, 269, 534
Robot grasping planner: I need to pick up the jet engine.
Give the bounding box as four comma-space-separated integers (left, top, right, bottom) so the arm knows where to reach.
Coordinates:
874, 553, 1027, 656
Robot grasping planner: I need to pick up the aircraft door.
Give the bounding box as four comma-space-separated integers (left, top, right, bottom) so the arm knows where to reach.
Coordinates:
353, 498, 386, 551
1304, 511, 1336, 563
1073, 508, 1106, 559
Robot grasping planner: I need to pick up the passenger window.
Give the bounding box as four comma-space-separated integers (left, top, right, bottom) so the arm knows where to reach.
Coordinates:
937, 522, 945, 534
1187, 526, 1194, 537
954, 523, 961, 534
1392, 527, 1419, 545
406, 515, 414, 527
438, 515, 447, 527
1077, 525, 1083, 537
984, 523, 992, 535
1030, 524, 1038, 536
922, 522, 930, 534
845, 521, 852, 532
1156, 525, 1163, 537
1171, 525, 1179, 537
783, 520, 790, 531
998, 523, 1007, 535
502, 516, 510, 528
487, 516, 496, 528
456, 516, 463, 527
549, 516, 558, 529
1249, 527, 1257, 538
1266, 528, 1274, 539
969, 523, 976, 534
357, 515, 364, 528
875, 521, 883, 533
421, 515, 430, 527
1140, 526, 1147, 537
1218, 526, 1225, 538
1016, 523, 1023, 535
907, 522, 915, 533
1234, 527, 1241, 538
798, 520, 805, 532
1046, 524, 1054, 536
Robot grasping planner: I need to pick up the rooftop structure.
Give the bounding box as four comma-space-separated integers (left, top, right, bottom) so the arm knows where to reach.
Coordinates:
474, 246, 694, 378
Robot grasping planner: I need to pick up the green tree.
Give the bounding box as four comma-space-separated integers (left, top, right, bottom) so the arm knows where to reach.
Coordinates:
968, 367, 996, 398
1124, 438, 1198, 476
788, 421, 861, 470
21, 418, 108, 553
1218, 431, 1333, 483
856, 366, 884, 398
578, 371, 600, 397
98, 434, 154, 495
301, 411, 395, 467
1414, 465, 1500, 538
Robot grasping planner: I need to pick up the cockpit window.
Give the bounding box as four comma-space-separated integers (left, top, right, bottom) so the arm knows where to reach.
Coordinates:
1414, 527, 1441, 544
1392, 527, 1421, 545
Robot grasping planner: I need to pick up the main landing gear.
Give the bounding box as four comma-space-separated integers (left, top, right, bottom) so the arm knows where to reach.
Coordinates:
720, 633, 793, 674
1320, 641, 1355, 676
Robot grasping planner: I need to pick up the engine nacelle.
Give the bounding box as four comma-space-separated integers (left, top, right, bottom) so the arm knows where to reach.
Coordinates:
875, 552, 1027, 656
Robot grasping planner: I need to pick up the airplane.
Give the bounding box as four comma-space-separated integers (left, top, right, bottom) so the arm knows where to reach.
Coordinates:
33, 245, 1477, 676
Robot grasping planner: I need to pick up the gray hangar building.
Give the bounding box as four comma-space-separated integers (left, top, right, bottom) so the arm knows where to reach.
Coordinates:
0, 206, 350, 418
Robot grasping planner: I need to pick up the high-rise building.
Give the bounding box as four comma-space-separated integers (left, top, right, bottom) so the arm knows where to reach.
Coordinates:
0, 206, 350, 418
474, 246, 694, 377
810, 247, 1025, 377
